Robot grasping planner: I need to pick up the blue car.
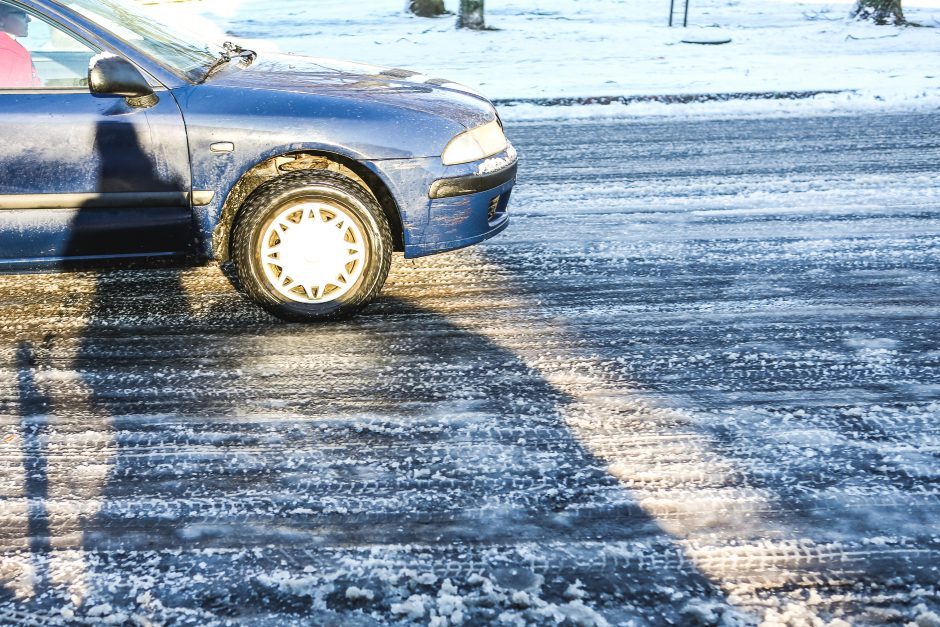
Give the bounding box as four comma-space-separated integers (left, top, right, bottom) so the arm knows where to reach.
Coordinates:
0, 0, 516, 320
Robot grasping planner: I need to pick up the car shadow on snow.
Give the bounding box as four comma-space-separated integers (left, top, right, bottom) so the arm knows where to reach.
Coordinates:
0, 116, 737, 624
0, 279, 738, 624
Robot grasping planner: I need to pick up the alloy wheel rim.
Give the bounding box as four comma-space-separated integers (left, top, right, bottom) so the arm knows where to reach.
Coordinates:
260, 200, 366, 304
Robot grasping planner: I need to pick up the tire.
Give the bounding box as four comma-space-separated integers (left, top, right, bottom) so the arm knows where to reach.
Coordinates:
231, 170, 393, 321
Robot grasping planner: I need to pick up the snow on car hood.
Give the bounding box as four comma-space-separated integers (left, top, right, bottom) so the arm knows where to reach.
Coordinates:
212, 53, 497, 130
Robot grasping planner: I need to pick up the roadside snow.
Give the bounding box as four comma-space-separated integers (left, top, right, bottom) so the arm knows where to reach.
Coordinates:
498, 87, 940, 121
166, 0, 940, 117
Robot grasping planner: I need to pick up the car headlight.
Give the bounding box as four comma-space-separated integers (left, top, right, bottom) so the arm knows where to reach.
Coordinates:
441, 119, 508, 166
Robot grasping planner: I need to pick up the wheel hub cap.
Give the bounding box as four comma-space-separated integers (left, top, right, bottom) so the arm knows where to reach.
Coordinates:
260, 201, 366, 304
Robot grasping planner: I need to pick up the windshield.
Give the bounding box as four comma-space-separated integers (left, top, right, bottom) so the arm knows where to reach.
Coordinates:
64, 0, 222, 80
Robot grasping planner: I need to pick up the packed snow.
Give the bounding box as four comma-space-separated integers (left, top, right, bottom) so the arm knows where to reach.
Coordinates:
2, 110, 937, 627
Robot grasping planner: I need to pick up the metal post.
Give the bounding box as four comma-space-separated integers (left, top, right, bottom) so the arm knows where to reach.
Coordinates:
669, 0, 690, 27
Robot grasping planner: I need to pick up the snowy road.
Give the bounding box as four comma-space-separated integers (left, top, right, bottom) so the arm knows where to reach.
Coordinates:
1, 111, 939, 625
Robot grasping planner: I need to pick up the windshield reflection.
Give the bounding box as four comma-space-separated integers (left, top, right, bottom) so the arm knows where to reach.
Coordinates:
65, 0, 220, 79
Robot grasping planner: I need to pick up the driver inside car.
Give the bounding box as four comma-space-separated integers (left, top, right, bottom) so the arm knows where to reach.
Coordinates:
0, 3, 40, 88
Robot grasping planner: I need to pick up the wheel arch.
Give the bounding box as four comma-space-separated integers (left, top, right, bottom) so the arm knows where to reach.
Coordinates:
212, 150, 404, 262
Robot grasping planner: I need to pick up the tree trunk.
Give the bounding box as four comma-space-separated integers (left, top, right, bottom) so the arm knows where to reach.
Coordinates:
458, 0, 485, 29
851, 0, 905, 24
406, 0, 447, 18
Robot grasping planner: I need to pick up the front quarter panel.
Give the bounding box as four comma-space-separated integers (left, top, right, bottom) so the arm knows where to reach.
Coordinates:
176, 83, 468, 161
176, 84, 472, 258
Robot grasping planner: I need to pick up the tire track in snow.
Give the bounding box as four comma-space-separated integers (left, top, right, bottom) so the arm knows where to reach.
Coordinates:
0, 112, 938, 624
472, 112, 940, 621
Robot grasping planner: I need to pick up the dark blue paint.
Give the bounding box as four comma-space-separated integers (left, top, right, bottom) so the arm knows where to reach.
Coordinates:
0, 0, 516, 268
0, 83, 192, 261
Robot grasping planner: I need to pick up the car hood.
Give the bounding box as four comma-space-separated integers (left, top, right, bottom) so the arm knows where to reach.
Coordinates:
212, 53, 497, 131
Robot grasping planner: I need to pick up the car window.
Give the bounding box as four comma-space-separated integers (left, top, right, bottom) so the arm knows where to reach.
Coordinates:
0, 1, 95, 90
65, 0, 220, 81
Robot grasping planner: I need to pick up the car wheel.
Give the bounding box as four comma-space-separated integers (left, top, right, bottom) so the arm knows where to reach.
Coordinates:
231, 170, 393, 321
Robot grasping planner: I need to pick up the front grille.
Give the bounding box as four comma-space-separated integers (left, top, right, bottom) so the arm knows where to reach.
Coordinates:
488, 195, 501, 222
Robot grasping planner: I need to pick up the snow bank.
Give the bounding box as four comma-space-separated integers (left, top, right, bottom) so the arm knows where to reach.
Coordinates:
181, 0, 940, 117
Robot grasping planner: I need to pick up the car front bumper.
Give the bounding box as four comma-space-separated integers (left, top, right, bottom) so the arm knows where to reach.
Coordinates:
413, 174, 513, 257
366, 144, 517, 259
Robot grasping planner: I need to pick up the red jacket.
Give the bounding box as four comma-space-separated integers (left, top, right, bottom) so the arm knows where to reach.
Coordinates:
0, 32, 40, 88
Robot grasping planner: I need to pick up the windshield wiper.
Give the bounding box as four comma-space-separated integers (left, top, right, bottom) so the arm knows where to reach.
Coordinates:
198, 41, 257, 84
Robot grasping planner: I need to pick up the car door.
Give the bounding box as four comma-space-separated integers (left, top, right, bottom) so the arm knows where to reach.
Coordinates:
0, 2, 192, 267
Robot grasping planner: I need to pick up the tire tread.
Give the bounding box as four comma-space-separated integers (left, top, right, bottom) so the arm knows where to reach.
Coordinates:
231, 170, 393, 321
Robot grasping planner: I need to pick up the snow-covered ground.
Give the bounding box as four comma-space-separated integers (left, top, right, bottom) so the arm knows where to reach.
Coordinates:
2, 111, 939, 626
158, 0, 940, 116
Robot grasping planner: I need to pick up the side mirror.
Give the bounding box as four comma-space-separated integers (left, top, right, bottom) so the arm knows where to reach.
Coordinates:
88, 54, 159, 109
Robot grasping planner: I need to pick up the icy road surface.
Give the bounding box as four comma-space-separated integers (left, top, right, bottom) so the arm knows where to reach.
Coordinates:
1, 112, 939, 625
